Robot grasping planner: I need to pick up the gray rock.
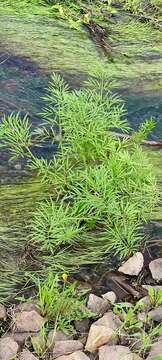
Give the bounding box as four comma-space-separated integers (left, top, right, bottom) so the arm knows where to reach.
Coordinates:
118, 252, 144, 276
74, 318, 90, 333
53, 340, 83, 358
20, 349, 39, 360
9, 332, 31, 346
148, 305, 162, 322
0, 304, 6, 320
0, 336, 19, 360
102, 291, 117, 304
56, 351, 90, 360
99, 345, 130, 360
16, 302, 38, 313
146, 339, 162, 359
47, 330, 72, 348
149, 258, 162, 281
99, 345, 138, 360
87, 294, 109, 315
13, 310, 45, 332
85, 324, 118, 352
94, 311, 122, 331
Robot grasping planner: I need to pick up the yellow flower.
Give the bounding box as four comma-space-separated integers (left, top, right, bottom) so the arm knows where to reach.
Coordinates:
62, 273, 68, 282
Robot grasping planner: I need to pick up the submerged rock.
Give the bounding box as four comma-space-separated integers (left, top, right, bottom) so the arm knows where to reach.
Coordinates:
53, 340, 83, 358
149, 258, 162, 281
85, 324, 118, 352
87, 294, 109, 315
0, 336, 19, 360
118, 252, 144, 276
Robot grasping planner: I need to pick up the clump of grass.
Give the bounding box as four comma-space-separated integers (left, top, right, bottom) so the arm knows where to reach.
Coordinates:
36, 273, 94, 334
0, 70, 157, 278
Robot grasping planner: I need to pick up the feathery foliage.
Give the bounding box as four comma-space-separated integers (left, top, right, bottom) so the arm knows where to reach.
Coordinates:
0, 70, 157, 277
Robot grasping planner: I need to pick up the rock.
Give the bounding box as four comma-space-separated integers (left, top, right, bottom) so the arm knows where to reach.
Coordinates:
118, 252, 144, 276
16, 302, 38, 313
94, 311, 122, 331
85, 324, 118, 352
87, 294, 109, 315
13, 310, 45, 332
74, 318, 90, 333
47, 330, 72, 348
148, 305, 162, 322
69, 352, 90, 360
99, 345, 134, 360
53, 340, 83, 358
102, 291, 117, 304
56, 351, 90, 360
20, 349, 39, 360
11, 332, 31, 346
146, 339, 162, 359
149, 258, 162, 281
0, 336, 19, 360
0, 304, 6, 320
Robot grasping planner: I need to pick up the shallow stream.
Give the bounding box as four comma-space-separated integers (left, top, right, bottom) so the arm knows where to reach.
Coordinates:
0, 12, 162, 300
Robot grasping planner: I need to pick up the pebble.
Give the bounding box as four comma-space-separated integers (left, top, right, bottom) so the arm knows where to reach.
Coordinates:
149, 258, 162, 281
19, 349, 39, 360
56, 351, 90, 360
74, 318, 90, 333
53, 340, 83, 358
85, 324, 118, 352
87, 294, 110, 315
0, 336, 19, 360
118, 252, 144, 276
148, 305, 162, 322
47, 330, 72, 348
102, 291, 117, 304
94, 311, 122, 331
13, 310, 45, 332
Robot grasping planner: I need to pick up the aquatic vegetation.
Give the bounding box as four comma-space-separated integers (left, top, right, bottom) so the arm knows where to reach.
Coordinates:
0, 71, 157, 283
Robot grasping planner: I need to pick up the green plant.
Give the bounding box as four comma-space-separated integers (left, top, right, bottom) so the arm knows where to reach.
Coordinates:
148, 287, 162, 307
133, 324, 162, 356
31, 325, 47, 357
37, 273, 94, 334
0, 71, 157, 274
114, 302, 143, 332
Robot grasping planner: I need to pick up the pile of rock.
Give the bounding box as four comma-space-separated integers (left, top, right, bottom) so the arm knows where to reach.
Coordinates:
0, 253, 161, 360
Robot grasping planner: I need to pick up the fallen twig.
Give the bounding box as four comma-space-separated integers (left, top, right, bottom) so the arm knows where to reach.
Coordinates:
112, 131, 162, 147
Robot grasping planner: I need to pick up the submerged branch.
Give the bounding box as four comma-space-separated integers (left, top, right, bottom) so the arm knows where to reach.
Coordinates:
112, 132, 162, 147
